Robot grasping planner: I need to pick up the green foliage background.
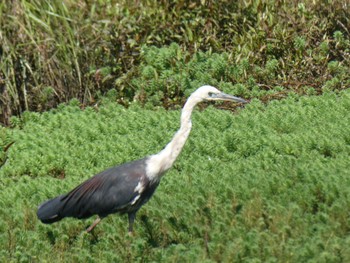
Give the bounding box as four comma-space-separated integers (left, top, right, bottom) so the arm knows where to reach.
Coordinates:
1, 0, 350, 262
1, 90, 350, 262
1, 0, 349, 124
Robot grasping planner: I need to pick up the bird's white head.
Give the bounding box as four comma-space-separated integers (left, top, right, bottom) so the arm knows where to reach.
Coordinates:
189, 85, 247, 103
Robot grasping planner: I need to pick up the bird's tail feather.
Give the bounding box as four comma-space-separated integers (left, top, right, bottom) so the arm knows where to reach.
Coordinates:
37, 195, 66, 224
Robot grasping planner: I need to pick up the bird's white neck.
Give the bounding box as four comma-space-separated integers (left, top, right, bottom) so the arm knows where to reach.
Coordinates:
146, 97, 200, 181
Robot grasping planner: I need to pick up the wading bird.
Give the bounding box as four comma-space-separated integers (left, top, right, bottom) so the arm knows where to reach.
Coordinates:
37, 85, 247, 233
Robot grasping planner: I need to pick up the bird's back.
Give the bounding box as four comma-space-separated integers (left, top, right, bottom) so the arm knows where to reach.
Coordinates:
37, 157, 160, 223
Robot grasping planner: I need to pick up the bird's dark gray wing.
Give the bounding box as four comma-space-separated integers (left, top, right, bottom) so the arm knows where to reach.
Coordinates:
59, 158, 149, 219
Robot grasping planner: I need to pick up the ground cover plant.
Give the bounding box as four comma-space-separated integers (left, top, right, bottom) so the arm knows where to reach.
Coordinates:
1, 0, 349, 124
1, 90, 350, 262
1, 0, 350, 262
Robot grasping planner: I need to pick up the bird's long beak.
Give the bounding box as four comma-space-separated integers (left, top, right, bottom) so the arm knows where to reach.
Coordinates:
213, 92, 248, 103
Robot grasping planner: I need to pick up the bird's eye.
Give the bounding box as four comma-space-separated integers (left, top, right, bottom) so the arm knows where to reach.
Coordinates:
208, 92, 215, 97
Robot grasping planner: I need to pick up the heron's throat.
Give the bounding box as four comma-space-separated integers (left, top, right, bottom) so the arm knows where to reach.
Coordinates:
145, 99, 197, 181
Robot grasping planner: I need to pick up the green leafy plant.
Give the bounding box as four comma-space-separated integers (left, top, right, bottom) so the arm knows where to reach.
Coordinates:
1, 90, 350, 261
1, 0, 349, 124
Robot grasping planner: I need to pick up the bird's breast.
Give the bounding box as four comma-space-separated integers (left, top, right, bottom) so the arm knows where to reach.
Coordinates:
128, 179, 160, 211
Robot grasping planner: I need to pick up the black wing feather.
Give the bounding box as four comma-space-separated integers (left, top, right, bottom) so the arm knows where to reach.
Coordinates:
37, 158, 149, 223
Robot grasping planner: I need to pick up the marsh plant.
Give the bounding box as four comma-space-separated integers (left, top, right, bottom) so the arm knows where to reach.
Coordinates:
1, 90, 350, 261
1, 0, 349, 124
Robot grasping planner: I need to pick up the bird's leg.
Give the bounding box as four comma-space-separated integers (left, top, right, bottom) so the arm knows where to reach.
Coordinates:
128, 212, 136, 234
86, 217, 101, 233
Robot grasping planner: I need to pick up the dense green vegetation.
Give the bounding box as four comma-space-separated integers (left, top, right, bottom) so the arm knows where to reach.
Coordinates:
1, 0, 349, 124
1, 0, 350, 262
1, 90, 350, 262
